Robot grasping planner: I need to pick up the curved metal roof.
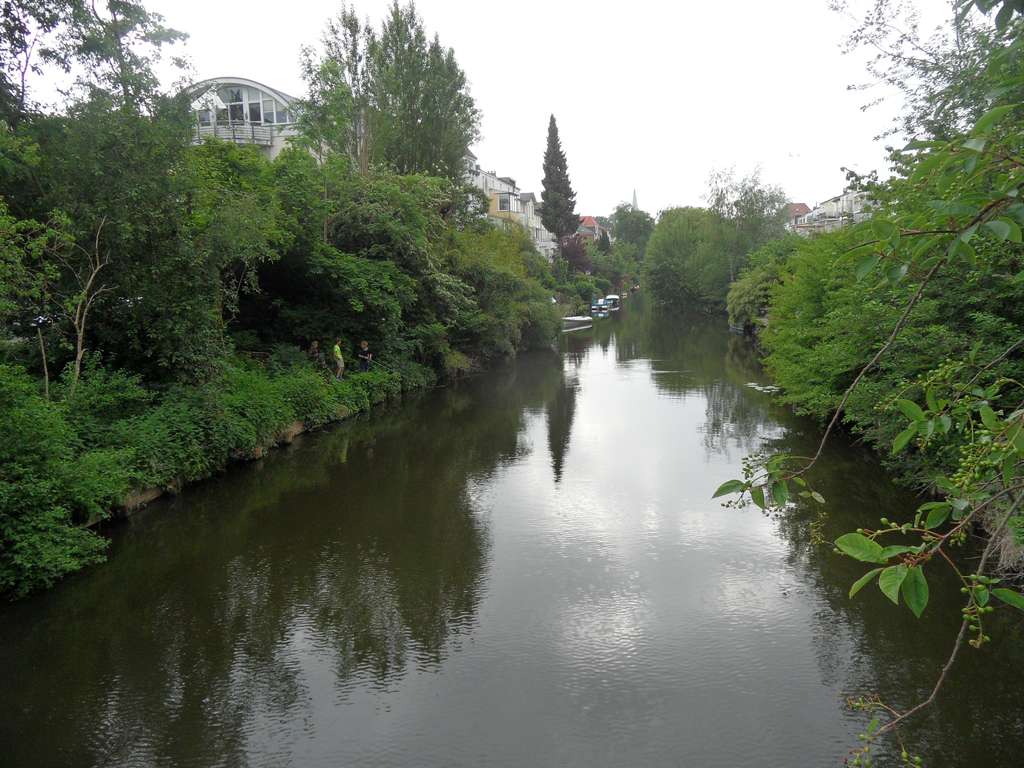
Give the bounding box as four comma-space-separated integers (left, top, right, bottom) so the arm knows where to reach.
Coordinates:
186, 76, 299, 105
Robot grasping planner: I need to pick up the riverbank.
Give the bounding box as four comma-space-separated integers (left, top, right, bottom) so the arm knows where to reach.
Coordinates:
0, 355, 437, 599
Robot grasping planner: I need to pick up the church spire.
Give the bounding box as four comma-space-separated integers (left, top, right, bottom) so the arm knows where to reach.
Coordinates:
632, 189, 638, 209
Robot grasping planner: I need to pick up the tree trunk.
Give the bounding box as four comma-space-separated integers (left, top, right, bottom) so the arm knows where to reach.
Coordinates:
36, 325, 49, 400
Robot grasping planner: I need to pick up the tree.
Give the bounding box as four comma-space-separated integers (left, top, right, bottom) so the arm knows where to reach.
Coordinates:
56, 0, 186, 113
319, 3, 373, 172
365, 1, 479, 179
832, 0, 1008, 140
609, 203, 654, 256
540, 115, 578, 240
644, 207, 735, 307
715, 4, 1024, 760
0, 0, 69, 122
706, 168, 787, 282
597, 229, 611, 254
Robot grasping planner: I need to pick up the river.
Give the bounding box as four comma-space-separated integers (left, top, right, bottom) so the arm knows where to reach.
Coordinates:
2, 297, 1023, 767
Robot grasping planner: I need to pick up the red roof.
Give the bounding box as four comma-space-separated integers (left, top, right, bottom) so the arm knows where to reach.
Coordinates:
786, 203, 811, 217
580, 215, 599, 227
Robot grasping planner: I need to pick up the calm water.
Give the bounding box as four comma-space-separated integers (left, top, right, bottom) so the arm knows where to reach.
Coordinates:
3, 298, 1023, 767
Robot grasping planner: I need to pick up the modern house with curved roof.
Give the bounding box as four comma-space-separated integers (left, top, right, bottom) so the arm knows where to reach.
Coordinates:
187, 77, 300, 159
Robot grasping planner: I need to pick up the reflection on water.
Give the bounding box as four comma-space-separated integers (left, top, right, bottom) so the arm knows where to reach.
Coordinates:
2, 296, 1023, 767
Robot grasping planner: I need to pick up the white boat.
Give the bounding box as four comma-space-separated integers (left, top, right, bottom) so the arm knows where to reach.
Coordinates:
604, 294, 621, 311
562, 315, 593, 332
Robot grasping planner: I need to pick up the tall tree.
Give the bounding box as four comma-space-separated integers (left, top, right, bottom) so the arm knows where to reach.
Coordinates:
609, 203, 654, 256
540, 115, 578, 240
319, 3, 373, 172
364, 1, 479, 179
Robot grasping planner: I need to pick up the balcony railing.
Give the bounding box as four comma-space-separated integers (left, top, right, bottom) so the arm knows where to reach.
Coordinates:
193, 122, 276, 147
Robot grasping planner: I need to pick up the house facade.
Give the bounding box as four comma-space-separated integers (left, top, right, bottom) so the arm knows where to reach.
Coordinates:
467, 155, 557, 260
577, 215, 609, 242
188, 77, 299, 160
788, 190, 873, 236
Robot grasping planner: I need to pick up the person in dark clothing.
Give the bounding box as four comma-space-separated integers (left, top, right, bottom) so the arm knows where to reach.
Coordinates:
358, 340, 373, 371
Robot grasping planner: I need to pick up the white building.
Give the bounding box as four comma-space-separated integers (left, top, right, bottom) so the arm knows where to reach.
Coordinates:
792, 189, 873, 235
466, 154, 557, 261
188, 77, 299, 160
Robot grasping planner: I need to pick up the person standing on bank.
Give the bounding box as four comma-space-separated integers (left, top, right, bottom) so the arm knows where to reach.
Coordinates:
358, 340, 373, 372
333, 338, 345, 380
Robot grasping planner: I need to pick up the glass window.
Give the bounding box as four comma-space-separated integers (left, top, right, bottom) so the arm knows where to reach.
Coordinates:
216, 108, 228, 125
278, 109, 291, 124
248, 102, 261, 123
197, 109, 211, 126
499, 195, 510, 211
263, 100, 275, 123
229, 103, 244, 123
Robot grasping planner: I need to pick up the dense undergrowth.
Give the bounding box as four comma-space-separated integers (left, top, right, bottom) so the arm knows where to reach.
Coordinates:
0, 355, 433, 598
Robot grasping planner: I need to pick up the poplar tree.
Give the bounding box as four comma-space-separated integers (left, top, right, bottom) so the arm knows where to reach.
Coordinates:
540, 115, 578, 239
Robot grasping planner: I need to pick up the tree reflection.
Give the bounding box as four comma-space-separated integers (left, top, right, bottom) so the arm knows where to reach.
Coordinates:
545, 370, 579, 483
0, 354, 570, 768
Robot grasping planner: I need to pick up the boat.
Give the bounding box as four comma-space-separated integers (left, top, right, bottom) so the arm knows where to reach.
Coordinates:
591, 298, 610, 317
604, 294, 621, 311
562, 315, 593, 332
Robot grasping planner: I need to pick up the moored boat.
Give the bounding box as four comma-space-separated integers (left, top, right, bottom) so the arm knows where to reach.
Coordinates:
562, 315, 593, 332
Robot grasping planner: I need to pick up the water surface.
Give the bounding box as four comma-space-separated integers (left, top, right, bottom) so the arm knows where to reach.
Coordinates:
3, 298, 1023, 766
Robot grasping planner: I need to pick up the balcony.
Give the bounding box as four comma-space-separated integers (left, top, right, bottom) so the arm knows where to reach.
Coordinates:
193, 122, 277, 147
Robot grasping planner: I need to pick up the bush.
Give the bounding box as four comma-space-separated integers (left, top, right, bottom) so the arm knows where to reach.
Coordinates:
0, 365, 120, 598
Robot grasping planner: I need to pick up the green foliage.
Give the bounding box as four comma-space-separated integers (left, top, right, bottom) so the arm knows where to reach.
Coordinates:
609, 203, 654, 257
715, 10, 1024, 753
0, 364, 121, 598
0, 0, 558, 600
725, 235, 802, 328
644, 207, 736, 307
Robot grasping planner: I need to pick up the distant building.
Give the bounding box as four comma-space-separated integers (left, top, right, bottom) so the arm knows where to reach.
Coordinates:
790, 190, 873, 236
577, 215, 609, 242
466, 154, 557, 260
785, 202, 811, 229
187, 76, 299, 160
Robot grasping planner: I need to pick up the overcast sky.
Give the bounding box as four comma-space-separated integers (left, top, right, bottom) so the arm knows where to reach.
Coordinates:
144, 0, 953, 216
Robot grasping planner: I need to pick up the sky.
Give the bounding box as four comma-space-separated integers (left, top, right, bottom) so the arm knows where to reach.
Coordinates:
140, 0, 955, 216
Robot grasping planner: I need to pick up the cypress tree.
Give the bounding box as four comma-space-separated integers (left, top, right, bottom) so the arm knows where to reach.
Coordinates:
540, 115, 578, 239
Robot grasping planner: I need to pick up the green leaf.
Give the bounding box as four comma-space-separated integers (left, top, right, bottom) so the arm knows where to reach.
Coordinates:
984, 219, 1012, 241
879, 545, 915, 559
886, 262, 909, 284
836, 533, 886, 563
975, 586, 989, 607
973, 104, 1017, 134
849, 568, 883, 598
897, 399, 925, 421
992, 587, 1024, 611
980, 405, 1001, 432
713, 479, 745, 498
996, 217, 1022, 243
879, 565, 908, 605
872, 219, 898, 241
750, 485, 766, 509
811, 491, 826, 504
939, 414, 952, 433
962, 137, 987, 152
901, 566, 929, 618
925, 388, 938, 413
772, 479, 790, 507
855, 253, 881, 281
925, 503, 951, 529
893, 423, 918, 454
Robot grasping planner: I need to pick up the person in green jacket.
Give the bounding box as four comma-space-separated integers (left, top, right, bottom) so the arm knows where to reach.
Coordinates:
333, 338, 345, 380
